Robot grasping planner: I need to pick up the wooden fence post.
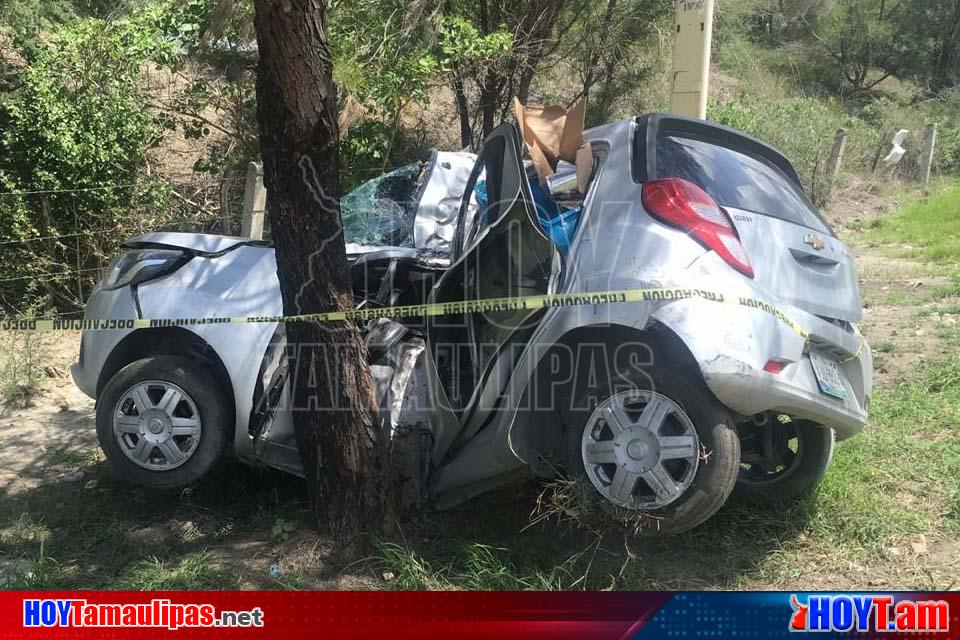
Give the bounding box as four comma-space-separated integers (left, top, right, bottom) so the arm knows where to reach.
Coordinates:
871, 128, 889, 174
919, 123, 938, 185
825, 128, 848, 187
241, 161, 266, 240
219, 169, 234, 235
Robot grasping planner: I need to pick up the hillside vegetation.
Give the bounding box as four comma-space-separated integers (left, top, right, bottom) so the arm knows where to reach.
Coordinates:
0, 0, 957, 311
3, 0, 960, 591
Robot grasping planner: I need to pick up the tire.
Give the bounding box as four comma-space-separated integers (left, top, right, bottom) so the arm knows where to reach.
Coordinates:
734, 419, 834, 502
96, 355, 232, 490
563, 366, 740, 536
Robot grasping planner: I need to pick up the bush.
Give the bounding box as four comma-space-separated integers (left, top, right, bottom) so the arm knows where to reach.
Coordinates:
708, 92, 878, 202
859, 95, 960, 178
709, 13, 960, 202
938, 125, 960, 176
0, 13, 184, 312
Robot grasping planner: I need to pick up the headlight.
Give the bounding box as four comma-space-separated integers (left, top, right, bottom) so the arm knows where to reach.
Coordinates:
102, 249, 188, 290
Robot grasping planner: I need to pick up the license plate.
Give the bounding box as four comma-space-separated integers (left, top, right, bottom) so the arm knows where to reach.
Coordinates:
810, 351, 848, 399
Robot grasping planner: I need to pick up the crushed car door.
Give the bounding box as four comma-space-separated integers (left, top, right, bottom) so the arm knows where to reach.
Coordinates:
428, 123, 555, 430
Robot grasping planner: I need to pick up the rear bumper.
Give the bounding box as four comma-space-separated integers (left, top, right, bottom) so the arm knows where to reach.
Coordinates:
652, 298, 871, 440
699, 353, 869, 439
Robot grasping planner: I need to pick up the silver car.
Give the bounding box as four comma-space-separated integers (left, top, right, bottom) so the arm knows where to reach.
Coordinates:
72, 115, 871, 534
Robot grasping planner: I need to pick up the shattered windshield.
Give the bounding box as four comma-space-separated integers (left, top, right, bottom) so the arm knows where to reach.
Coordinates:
340, 162, 425, 247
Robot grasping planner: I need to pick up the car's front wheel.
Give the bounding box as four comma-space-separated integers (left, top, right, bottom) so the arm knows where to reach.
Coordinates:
564, 367, 740, 535
96, 356, 231, 489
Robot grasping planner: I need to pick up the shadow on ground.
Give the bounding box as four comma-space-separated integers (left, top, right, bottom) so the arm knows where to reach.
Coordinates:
1, 452, 816, 590
0, 391, 327, 590
0, 452, 324, 588
1, 394, 813, 590
375, 481, 816, 589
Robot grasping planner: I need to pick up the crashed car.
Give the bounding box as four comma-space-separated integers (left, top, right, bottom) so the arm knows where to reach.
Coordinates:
72, 115, 872, 534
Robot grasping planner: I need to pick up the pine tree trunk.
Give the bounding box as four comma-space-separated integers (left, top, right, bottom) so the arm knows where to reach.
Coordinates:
252, 0, 386, 549
452, 73, 473, 150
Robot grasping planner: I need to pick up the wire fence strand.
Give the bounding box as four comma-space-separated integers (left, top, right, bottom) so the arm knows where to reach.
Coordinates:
0, 217, 226, 246
0, 183, 141, 197
0, 175, 246, 198
0, 267, 102, 284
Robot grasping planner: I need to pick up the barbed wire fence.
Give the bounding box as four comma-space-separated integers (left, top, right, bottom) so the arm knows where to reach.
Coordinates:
0, 161, 390, 320
0, 122, 945, 322
0, 172, 241, 318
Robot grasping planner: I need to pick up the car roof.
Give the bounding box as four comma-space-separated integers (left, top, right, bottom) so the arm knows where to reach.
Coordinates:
583, 113, 803, 188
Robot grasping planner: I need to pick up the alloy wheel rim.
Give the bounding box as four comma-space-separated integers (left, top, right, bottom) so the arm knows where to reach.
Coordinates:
581, 389, 700, 510
113, 380, 201, 471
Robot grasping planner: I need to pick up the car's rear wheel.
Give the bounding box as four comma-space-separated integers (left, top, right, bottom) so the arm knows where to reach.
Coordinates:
734, 418, 834, 501
564, 366, 740, 535
96, 356, 231, 489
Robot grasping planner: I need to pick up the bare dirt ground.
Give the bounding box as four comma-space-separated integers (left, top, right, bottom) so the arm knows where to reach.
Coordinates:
828, 179, 958, 384
1, 178, 957, 590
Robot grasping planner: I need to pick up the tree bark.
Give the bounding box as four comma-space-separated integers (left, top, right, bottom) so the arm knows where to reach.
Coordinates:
252, 0, 386, 549
452, 73, 474, 150
479, 80, 498, 141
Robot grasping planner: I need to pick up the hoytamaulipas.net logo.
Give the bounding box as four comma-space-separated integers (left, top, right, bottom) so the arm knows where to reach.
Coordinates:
23, 598, 264, 630
789, 594, 949, 633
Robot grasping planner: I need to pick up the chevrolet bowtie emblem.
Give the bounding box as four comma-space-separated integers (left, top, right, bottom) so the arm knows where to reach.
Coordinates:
803, 234, 825, 251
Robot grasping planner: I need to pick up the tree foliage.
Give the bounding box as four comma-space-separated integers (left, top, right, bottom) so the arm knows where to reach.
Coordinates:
812, 0, 905, 92
0, 5, 195, 309
328, 1, 511, 161
889, 0, 960, 91
561, 0, 672, 126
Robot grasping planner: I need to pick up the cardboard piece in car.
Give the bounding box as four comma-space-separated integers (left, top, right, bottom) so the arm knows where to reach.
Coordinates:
513, 97, 587, 187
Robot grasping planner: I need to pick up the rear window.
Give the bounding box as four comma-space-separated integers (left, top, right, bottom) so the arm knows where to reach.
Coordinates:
655, 134, 831, 233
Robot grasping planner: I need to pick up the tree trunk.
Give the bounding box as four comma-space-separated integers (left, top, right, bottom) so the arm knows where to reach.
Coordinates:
452, 73, 474, 150
252, 0, 386, 549
479, 77, 498, 141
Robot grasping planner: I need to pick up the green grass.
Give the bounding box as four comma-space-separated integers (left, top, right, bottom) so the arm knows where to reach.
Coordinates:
878, 290, 912, 306
0, 331, 45, 408
47, 445, 99, 468
373, 539, 585, 591
119, 552, 236, 590
0, 461, 311, 589
873, 340, 898, 354
866, 184, 960, 265
931, 282, 960, 299
372, 336, 960, 590
4, 337, 959, 591
846, 218, 885, 232
815, 354, 960, 543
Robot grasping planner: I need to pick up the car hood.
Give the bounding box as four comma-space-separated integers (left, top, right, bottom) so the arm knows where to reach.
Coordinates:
122, 233, 445, 264
122, 232, 269, 256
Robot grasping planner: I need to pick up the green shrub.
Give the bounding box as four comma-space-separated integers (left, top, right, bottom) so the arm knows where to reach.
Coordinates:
938, 125, 960, 176
0, 13, 183, 311
0, 331, 44, 408
708, 92, 878, 201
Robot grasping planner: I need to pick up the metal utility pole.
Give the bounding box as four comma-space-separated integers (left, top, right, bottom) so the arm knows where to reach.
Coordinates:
669, 0, 716, 120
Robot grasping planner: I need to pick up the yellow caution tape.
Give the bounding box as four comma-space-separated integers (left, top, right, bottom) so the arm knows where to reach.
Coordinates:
840, 323, 865, 363
0, 287, 822, 341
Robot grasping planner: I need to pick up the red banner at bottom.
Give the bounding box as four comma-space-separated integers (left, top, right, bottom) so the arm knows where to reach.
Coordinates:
3, 591, 960, 639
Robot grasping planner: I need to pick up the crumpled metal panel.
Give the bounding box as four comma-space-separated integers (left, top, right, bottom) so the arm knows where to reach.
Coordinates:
414, 151, 477, 252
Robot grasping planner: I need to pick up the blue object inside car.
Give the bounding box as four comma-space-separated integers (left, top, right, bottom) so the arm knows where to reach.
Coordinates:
474, 178, 580, 254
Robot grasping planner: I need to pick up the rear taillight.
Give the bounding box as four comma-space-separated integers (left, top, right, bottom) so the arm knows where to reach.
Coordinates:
641, 178, 754, 278
763, 359, 786, 374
